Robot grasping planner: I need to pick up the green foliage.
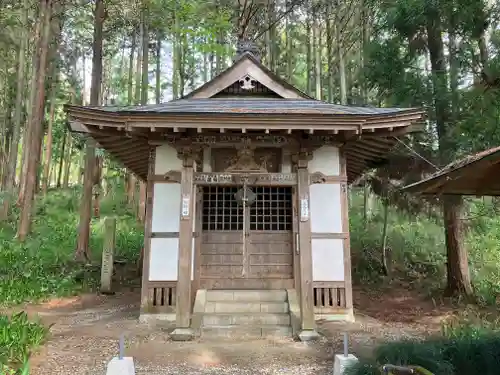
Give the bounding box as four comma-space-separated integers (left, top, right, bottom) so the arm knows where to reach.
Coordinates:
0, 186, 143, 306
0, 312, 48, 373
350, 190, 446, 287
346, 328, 500, 375
350, 190, 500, 304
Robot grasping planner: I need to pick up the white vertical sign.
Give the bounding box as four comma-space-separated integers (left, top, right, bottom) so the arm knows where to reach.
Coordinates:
300, 197, 309, 222
181, 194, 190, 218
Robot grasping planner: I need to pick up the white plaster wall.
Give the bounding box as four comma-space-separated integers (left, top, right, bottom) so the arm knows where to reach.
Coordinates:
308, 146, 340, 176
310, 184, 342, 233
203, 148, 212, 172
149, 178, 197, 282
281, 150, 292, 173
312, 238, 344, 281
151, 183, 181, 233
149, 238, 179, 281
155, 144, 182, 174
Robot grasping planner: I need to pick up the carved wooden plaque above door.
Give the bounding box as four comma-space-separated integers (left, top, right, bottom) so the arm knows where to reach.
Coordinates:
211, 147, 282, 173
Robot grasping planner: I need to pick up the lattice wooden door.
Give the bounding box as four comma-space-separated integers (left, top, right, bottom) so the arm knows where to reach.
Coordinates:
199, 185, 294, 289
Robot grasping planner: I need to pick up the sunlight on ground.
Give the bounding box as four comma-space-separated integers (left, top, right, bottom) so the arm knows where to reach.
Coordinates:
188, 349, 221, 367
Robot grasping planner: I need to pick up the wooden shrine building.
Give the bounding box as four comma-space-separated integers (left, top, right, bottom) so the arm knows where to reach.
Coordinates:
66, 43, 425, 341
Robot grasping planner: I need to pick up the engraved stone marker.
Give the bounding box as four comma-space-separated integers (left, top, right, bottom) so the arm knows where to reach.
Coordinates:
101, 216, 116, 294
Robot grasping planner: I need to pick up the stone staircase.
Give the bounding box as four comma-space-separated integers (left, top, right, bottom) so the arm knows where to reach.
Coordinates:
199, 290, 293, 339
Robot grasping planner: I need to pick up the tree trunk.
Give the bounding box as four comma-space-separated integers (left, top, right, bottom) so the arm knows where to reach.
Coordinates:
361, 0, 369, 104
75, 0, 105, 261
128, 32, 136, 105
155, 35, 161, 104
125, 30, 137, 203
335, 21, 347, 105
381, 198, 390, 276
325, 4, 334, 102
56, 130, 66, 188
138, 5, 149, 223
286, 0, 293, 81
134, 21, 142, 106
202, 37, 208, 83
305, 3, 312, 95
62, 136, 72, 188
127, 174, 136, 206
18, 4, 43, 206
425, 4, 473, 297
0, 0, 28, 220
313, 5, 321, 100
41, 81, 56, 195
17, 0, 53, 241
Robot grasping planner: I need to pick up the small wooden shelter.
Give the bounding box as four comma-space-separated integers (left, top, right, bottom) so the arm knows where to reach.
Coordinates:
403, 146, 500, 195
66, 43, 425, 340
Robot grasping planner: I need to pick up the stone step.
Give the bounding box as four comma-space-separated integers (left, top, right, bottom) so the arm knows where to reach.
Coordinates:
205, 290, 287, 303
201, 325, 292, 339
202, 313, 291, 326
204, 301, 289, 314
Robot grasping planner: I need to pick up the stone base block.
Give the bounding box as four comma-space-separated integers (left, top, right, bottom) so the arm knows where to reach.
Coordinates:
333, 354, 358, 375
106, 357, 135, 375
170, 327, 195, 341
298, 329, 320, 342
315, 308, 355, 322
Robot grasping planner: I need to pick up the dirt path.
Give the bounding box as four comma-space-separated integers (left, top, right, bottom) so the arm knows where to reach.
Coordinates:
16, 285, 452, 375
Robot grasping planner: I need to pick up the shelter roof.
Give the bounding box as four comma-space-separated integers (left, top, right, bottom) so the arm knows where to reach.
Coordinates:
402, 146, 500, 196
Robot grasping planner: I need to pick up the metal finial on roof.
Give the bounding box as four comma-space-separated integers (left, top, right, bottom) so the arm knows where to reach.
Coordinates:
233, 39, 261, 63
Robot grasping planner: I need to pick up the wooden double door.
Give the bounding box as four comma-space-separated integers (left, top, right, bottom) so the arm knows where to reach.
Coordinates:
199, 185, 295, 289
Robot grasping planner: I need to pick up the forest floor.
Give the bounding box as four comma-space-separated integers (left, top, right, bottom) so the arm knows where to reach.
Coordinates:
10, 281, 454, 375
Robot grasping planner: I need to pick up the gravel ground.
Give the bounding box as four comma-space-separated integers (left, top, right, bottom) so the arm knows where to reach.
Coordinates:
22, 287, 449, 375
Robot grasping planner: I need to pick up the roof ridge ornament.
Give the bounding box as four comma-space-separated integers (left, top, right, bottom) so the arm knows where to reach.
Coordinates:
233, 39, 261, 63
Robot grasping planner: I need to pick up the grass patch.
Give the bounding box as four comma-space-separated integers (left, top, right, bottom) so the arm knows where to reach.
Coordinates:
0, 312, 48, 374
0, 186, 143, 373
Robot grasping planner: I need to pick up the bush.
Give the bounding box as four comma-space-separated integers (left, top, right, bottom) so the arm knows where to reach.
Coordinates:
347, 333, 500, 375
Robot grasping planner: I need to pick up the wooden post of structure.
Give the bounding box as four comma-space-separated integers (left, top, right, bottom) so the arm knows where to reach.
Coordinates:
100, 216, 116, 294
171, 148, 195, 341
295, 150, 319, 341
340, 151, 353, 316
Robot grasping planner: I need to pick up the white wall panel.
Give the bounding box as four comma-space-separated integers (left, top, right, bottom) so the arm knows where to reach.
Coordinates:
203, 148, 212, 172
151, 183, 181, 233
312, 238, 344, 281
309, 146, 340, 176
310, 183, 342, 233
154, 144, 182, 174
281, 149, 292, 173
149, 238, 179, 281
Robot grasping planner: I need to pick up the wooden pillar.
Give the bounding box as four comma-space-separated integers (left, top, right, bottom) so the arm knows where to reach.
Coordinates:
171, 149, 195, 340
295, 150, 318, 340
340, 150, 353, 313
140, 148, 155, 313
